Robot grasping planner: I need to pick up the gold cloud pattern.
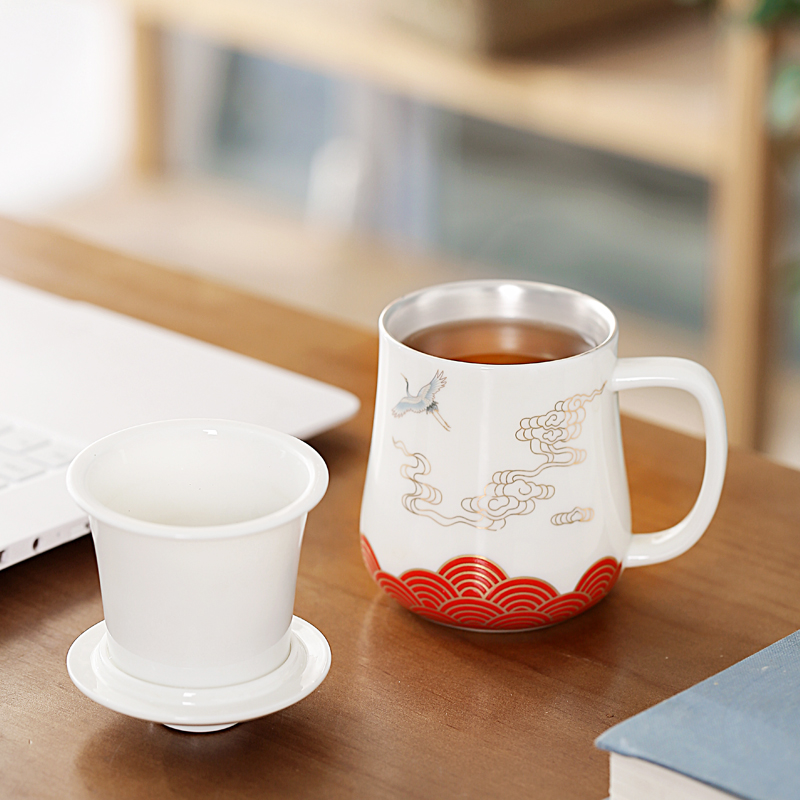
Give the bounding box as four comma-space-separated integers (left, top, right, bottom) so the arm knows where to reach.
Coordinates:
514, 384, 606, 475
394, 383, 605, 531
551, 507, 595, 526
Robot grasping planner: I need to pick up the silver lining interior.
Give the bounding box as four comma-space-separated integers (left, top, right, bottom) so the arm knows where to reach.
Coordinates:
383, 280, 616, 351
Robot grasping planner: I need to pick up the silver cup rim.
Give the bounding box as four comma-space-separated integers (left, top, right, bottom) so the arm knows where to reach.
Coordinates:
379, 279, 618, 365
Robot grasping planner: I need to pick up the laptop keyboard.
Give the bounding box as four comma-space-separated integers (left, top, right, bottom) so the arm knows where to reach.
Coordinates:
0, 420, 83, 490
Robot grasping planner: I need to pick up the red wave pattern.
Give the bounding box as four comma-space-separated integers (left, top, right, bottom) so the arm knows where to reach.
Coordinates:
360, 535, 621, 630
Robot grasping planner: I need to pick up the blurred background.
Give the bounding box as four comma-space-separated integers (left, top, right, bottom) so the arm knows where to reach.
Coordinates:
2, 0, 800, 463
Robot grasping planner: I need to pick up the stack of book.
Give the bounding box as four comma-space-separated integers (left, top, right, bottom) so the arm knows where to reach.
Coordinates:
595, 630, 800, 800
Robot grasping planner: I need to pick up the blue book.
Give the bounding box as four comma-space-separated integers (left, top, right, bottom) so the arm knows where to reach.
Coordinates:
595, 630, 800, 800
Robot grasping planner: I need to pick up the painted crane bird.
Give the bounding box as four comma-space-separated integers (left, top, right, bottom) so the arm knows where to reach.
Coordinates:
392, 370, 451, 431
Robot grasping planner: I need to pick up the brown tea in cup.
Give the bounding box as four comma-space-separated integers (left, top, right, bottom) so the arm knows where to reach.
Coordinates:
402, 318, 594, 365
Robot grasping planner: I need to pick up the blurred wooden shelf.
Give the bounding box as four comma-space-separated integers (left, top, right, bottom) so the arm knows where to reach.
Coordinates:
117, 0, 777, 451
122, 0, 720, 177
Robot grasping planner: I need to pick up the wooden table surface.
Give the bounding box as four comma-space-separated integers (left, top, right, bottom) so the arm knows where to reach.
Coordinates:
1, 217, 799, 800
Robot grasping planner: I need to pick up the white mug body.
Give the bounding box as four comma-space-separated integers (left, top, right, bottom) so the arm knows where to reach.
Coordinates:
360, 280, 727, 631
67, 419, 329, 687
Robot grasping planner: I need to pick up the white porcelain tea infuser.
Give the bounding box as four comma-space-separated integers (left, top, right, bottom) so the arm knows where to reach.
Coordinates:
65, 419, 331, 731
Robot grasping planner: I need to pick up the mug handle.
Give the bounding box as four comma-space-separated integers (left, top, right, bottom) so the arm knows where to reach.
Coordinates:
610, 357, 728, 568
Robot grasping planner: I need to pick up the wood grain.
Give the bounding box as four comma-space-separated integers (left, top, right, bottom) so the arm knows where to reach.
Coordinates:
1, 218, 798, 799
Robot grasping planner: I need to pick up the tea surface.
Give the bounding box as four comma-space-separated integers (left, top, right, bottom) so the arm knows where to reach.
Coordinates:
402, 318, 593, 364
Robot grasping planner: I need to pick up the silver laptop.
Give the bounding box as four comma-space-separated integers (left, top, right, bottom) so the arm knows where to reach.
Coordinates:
0, 277, 360, 570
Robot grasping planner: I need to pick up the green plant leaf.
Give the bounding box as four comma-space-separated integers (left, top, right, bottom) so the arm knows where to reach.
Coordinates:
751, 0, 800, 25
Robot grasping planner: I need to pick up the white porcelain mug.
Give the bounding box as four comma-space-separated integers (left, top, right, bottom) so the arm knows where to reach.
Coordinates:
67, 419, 329, 687
360, 280, 727, 631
